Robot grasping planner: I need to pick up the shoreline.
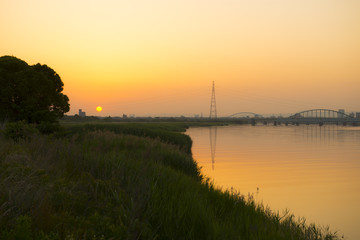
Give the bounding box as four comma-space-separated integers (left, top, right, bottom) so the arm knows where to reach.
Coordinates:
0, 121, 340, 239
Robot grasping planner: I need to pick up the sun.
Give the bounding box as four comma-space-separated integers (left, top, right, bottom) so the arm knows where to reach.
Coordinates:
96, 106, 102, 112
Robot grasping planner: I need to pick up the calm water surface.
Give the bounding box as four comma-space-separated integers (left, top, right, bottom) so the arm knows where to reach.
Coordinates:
186, 125, 360, 240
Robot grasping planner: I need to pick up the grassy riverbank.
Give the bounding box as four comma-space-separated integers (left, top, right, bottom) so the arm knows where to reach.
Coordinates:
0, 122, 339, 239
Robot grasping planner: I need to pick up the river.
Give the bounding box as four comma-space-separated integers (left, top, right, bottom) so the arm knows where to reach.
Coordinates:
186, 125, 360, 239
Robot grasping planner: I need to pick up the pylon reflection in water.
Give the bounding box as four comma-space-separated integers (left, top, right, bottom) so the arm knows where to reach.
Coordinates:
209, 126, 217, 170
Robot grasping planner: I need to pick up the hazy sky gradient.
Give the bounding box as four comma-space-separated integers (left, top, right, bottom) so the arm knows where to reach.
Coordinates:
2, 0, 360, 116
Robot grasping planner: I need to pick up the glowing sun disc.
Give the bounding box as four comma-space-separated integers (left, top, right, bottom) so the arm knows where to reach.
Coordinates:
96, 106, 102, 112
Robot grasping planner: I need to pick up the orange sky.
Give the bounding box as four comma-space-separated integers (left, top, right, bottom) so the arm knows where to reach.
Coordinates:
1, 0, 360, 117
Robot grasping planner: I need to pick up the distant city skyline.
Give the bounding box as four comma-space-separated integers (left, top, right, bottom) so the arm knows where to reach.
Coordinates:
73, 107, 359, 119
2, 0, 359, 116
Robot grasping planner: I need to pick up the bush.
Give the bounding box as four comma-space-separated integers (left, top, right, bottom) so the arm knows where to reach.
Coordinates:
36, 121, 61, 135
3, 121, 38, 141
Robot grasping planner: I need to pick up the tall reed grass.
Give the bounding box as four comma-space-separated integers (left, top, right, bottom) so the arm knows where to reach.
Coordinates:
0, 122, 340, 239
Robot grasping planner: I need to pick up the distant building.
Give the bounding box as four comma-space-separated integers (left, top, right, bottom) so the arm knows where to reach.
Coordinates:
356, 112, 360, 119
338, 109, 345, 118
79, 109, 86, 117
122, 114, 128, 119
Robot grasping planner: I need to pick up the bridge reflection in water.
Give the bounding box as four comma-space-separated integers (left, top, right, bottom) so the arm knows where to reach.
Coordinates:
207, 124, 354, 170
186, 125, 360, 239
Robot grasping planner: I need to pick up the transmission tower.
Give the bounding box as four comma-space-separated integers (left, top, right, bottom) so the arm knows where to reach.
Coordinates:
209, 81, 217, 119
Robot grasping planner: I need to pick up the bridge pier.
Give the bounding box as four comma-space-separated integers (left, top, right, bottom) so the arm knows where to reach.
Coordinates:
251, 119, 256, 126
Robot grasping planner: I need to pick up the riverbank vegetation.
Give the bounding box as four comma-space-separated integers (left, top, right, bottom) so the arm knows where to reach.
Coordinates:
0, 122, 340, 239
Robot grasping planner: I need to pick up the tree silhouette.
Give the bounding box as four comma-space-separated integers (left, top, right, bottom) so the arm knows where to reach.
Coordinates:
0, 56, 69, 123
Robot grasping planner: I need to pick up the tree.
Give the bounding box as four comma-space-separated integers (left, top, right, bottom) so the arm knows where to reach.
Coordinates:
0, 56, 70, 123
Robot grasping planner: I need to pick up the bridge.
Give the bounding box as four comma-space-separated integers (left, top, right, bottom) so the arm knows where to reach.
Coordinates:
228, 109, 360, 126
227, 112, 263, 118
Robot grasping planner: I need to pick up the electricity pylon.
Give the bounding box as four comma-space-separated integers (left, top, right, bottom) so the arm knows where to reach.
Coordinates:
209, 81, 217, 119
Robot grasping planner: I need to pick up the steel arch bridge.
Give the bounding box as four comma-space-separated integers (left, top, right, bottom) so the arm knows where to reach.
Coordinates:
277, 108, 360, 126
289, 109, 354, 119
228, 112, 263, 118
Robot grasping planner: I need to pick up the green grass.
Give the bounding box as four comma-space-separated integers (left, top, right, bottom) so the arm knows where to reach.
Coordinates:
0, 122, 340, 239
